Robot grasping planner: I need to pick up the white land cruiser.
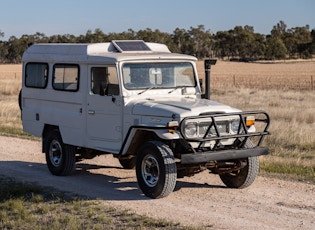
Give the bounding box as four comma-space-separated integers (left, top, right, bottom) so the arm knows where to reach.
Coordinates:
20, 40, 270, 198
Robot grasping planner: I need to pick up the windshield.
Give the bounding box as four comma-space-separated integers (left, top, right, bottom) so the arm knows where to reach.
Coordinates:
122, 62, 196, 90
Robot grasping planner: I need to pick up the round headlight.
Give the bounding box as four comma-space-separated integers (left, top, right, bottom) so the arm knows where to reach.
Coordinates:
231, 119, 240, 133
185, 122, 197, 137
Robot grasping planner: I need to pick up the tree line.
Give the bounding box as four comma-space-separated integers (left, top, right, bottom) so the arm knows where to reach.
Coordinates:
0, 20, 314, 63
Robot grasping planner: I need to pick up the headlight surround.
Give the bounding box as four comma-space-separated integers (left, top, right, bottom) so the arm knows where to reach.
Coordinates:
185, 122, 198, 138
183, 118, 237, 139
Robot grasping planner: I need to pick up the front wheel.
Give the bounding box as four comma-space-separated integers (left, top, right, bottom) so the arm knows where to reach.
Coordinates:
219, 156, 259, 188
136, 141, 177, 199
44, 129, 76, 176
219, 140, 259, 188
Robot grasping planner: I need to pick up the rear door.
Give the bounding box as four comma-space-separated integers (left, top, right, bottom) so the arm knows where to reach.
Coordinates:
86, 65, 123, 153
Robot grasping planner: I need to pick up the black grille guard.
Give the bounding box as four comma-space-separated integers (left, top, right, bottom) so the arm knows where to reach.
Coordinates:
179, 111, 270, 164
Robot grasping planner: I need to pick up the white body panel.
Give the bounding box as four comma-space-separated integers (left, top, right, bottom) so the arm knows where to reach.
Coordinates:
21, 41, 239, 155
86, 92, 123, 152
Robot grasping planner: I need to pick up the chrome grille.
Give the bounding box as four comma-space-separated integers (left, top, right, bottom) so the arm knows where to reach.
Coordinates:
199, 121, 229, 137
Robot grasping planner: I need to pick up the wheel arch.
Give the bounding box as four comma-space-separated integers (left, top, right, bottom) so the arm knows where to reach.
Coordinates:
121, 129, 160, 157
120, 126, 180, 156
42, 124, 60, 153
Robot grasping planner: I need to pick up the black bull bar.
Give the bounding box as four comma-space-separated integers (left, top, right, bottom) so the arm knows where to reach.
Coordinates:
179, 111, 270, 164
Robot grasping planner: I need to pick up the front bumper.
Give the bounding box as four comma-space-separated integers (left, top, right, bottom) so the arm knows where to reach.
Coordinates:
179, 111, 270, 164
181, 146, 269, 164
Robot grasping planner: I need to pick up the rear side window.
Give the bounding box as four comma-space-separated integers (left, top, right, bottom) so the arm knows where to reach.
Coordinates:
53, 64, 79, 91
25, 63, 48, 88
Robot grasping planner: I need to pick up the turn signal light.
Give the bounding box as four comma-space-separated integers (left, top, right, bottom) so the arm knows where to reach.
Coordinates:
245, 116, 255, 126
166, 121, 179, 128
167, 121, 179, 133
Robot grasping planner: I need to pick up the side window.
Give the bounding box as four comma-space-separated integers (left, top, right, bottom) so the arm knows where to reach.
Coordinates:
91, 66, 119, 96
53, 64, 79, 91
25, 63, 48, 88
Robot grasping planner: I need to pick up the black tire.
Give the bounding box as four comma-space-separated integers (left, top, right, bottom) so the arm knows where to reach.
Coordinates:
119, 157, 136, 169
219, 140, 259, 188
136, 141, 177, 199
44, 129, 76, 176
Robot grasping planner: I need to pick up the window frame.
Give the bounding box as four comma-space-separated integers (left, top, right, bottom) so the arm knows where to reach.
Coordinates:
122, 62, 196, 90
90, 66, 120, 96
52, 63, 80, 92
25, 62, 49, 89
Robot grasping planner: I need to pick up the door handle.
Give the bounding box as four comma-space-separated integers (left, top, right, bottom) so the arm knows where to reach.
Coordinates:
88, 110, 95, 115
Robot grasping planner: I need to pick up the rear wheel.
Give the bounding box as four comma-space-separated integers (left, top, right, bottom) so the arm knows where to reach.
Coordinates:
219, 140, 259, 188
18, 89, 22, 111
44, 129, 76, 176
136, 141, 177, 199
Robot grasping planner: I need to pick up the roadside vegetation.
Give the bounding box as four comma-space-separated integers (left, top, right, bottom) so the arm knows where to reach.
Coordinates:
0, 176, 193, 230
1, 20, 315, 63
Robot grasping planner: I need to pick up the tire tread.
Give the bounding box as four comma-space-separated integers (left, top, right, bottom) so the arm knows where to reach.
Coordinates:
136, 141, 177, 198
219, 140, 259, 188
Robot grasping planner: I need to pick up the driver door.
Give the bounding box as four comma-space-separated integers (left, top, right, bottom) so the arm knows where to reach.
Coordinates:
86, 66, 122, 153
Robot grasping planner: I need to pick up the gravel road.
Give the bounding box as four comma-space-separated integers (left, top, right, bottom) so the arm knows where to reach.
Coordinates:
0, 136, 314, 229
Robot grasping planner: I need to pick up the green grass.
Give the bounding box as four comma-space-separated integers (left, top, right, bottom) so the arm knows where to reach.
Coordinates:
0, 176, 195, 230
259, 141, 315, 184
0, 126, 40, 140
260, 161, 315, 183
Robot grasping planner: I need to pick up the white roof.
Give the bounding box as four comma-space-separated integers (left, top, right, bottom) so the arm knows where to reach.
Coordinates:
22, 41, 197, 63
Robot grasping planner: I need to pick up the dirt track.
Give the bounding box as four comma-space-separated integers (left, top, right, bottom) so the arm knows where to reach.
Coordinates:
0, 136, 314, 229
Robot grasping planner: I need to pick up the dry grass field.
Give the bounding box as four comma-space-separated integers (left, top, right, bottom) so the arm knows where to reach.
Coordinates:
0, 61, 314, 181
0, 65, 22, 136
197, 60, 315, 90
198, 60, 315, 181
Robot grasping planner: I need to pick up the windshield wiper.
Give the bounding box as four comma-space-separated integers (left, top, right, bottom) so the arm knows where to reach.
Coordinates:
138, 86, 157, 95
168, 86, 187, 94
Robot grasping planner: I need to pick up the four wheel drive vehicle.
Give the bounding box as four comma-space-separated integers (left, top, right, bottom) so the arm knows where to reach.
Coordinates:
20, 40, 270, 199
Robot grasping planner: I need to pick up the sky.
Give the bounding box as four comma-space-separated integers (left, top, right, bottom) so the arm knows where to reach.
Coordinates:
0, 0, 314, 41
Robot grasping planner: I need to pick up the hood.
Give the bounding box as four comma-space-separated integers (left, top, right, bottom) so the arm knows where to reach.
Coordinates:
131, 97, 240, 118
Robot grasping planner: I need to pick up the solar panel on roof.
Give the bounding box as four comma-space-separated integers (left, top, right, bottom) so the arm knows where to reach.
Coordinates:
112, 40, 151, 52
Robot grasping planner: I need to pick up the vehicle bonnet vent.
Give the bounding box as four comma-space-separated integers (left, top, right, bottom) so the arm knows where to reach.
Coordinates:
111, 40, 152, 53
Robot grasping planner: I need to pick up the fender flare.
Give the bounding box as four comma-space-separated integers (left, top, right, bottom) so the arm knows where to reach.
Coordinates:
119, 126, 181, 156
